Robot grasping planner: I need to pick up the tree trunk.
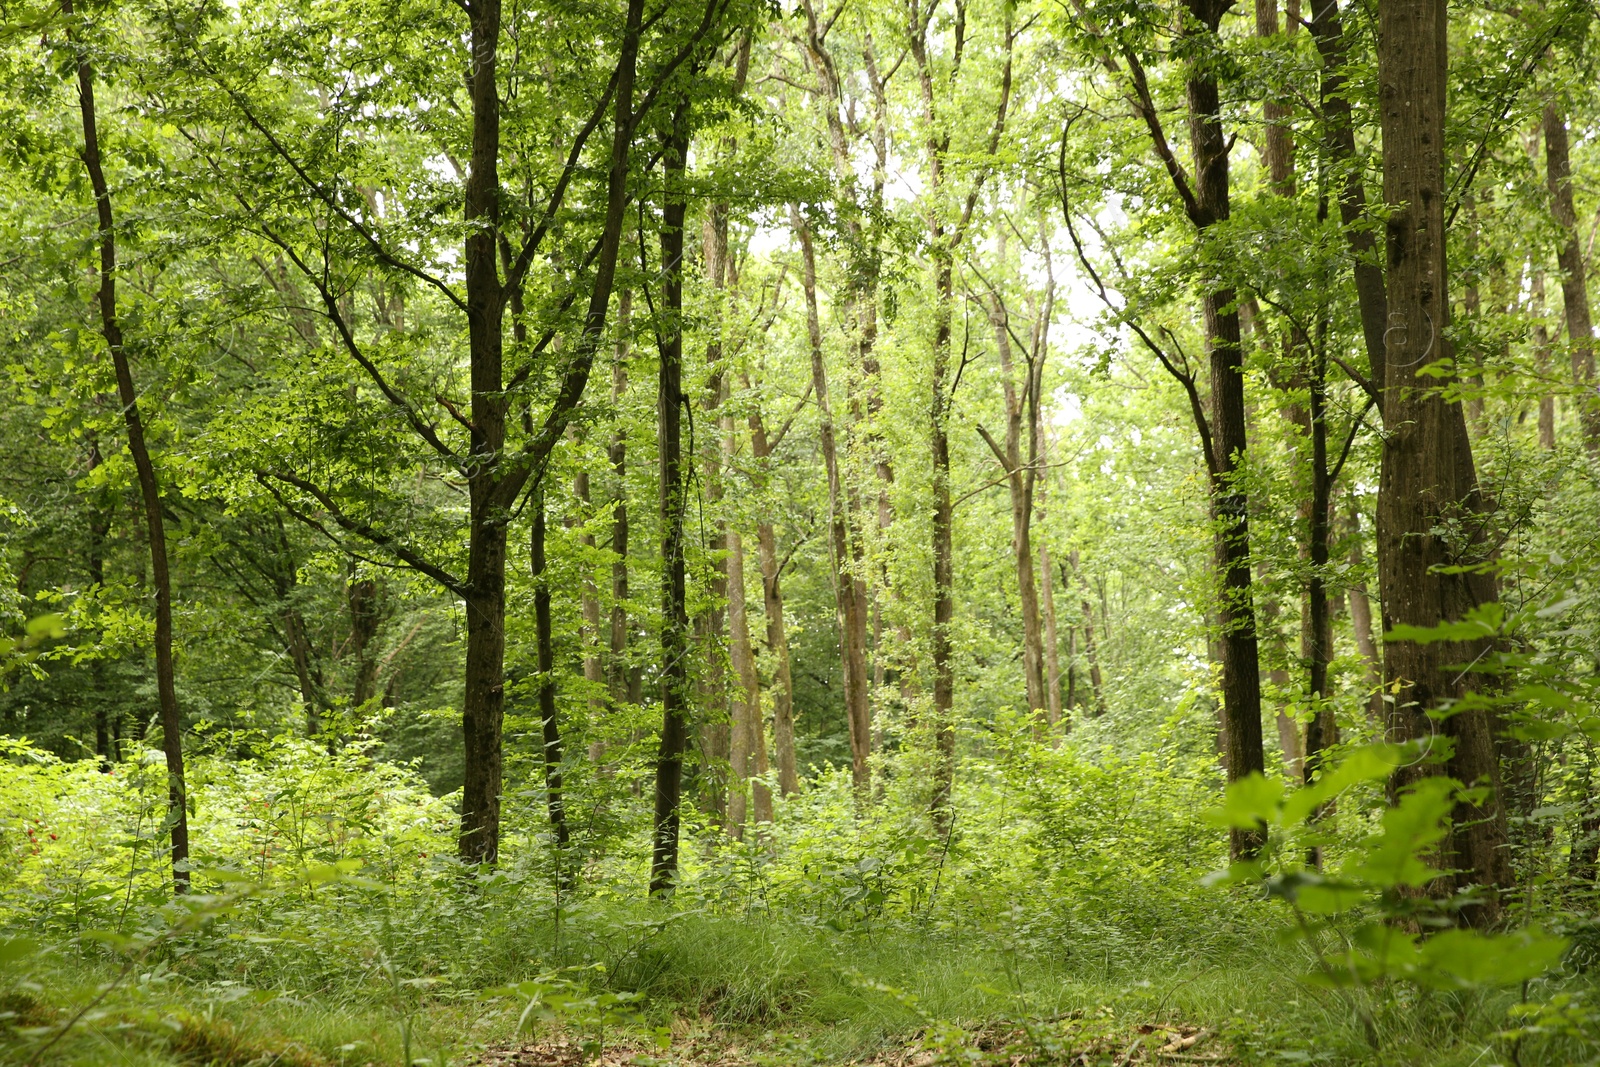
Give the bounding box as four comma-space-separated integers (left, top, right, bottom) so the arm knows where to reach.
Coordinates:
1532, 270, 1557, 449
727, 522, 768, 835
346, 570, 382, 711
1068, 552, 1107, 716
576, 468, 605, 712
979, 291, 1046, 733
456, 0, 512, 867
67, 3, 189, 890
610, 290, 642, 711
1544, 98, 1599, 450
1185, 0, 1265, 859
928, 245, 958, 822
792, 206, 873, 795
746, 379, 800, 795
85, 440, 114, 766
1344, 500, 1385, 725
651, 103, 693, 896
1303, 353, 1337, 789
1377, 0, 1510, 923
1310, 0, 1389, 397
531, 489, 572, 878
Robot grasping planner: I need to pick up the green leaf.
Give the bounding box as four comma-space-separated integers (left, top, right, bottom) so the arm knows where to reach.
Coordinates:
1208, 772, 1282, 830
1414, 928, 1567, 989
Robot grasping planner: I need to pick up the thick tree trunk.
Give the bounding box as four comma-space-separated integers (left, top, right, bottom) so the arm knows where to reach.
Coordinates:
1377, 0, 1510, 923
1544, 99, 1599, 450
651, 105, 693, 895
456, 0, 512, 867
531, 490, 572, 876
67, 6, 189, 890
792, 207, 873, 795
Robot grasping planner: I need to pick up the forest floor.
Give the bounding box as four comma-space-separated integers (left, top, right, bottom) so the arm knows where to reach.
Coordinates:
474, 1021, 1224, 1067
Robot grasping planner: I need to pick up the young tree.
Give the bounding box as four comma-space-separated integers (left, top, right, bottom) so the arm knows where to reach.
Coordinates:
62, 0, 190, 892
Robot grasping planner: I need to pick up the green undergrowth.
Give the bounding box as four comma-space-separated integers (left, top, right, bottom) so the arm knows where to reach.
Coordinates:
6, 905, 1598, 1065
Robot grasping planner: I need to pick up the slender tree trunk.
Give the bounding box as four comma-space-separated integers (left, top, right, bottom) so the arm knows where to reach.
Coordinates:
346, 571, 382, 711
1039, 541, 1063, 729
1377, 0, 1510, 923
979, 291, 1046, 732
1303, 353, 1337, 787
746, 381, 800, 795
792, 207, 873, 795
576, 468, 605, 710
610, 290, 642, 711
1185, 0, 1265, 859
1310, 0, 1388, 397
86, 440, 113, 766
1532, 270, 1557, 449
1545, 98, 1599, 450
651, 103, 693, 896
67, 4, 189, 890
698, 366, 731, 824
1344, 500, 1385, 725
727, 522, 767, 835
1068, 552, 1106, 716
928, 247, 958, 822
531, 489, 572, 876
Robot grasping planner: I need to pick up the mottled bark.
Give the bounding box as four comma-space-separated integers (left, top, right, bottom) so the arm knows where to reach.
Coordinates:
1377, 0, 1510, 922
651, 104, 693, 896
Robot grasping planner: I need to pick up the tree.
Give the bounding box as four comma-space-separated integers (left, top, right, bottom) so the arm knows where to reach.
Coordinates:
1376, 0, 1511, 922
62, 0, 190, 893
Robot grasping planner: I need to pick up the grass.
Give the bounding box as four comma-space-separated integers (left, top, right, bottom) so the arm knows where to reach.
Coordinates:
8, 902, 1590, 1066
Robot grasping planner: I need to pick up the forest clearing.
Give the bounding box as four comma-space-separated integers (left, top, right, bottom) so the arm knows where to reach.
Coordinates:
4, 0, 1600, 1062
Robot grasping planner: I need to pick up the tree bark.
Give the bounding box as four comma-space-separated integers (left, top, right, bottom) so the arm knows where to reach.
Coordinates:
1544, 98, 1599, 450
979, 290, 1046, 733
610, 290, 642, 711
1068, 551, 1106, 716
66, 1, 189, 890
531, 489, 572, 878
651, 103, 693, 896
1185, 0, 1266, 858
1377, 0, 1510, 923
576, 468, 605, 712
746, 377, 801, 795
1532, 269, 1557, 449
1309, 0, 1389, 397
1344, 500, 1385, 725
792, 207, 873, 795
